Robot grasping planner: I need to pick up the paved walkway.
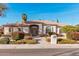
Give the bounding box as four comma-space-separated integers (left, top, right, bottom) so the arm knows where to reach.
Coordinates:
39, 37, 50, 44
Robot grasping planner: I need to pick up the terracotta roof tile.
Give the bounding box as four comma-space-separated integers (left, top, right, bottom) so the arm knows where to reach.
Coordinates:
3, 23, 30, 27
3, 20, 66, 27
31, 20, 66, 26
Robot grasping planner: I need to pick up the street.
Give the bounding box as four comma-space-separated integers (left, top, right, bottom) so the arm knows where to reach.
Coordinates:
0, 48, 78, 56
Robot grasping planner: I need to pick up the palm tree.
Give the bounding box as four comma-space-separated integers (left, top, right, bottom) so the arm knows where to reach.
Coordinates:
0, 4, 7, 36
22, 13, 27, 23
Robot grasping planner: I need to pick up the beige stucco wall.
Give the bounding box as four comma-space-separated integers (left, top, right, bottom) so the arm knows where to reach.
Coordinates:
57, 27, 60, 34
4, 27, 29, 35
4, 27, 10, 35
4, 24, 60, 35
37, 24, 43, 35
52, 26, 56, 33
52, 26, 60, 34
43, 25, 47, 34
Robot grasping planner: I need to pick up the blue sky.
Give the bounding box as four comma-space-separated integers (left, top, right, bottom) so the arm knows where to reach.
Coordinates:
0, 3, 79, 25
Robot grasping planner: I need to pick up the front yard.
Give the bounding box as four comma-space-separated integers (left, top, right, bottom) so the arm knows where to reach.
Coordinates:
45, 36, 78, 44
0, 32, 39, 44
0, 31, 79, 44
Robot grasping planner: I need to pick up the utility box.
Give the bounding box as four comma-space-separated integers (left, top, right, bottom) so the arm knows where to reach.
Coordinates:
51, 35, 57, 44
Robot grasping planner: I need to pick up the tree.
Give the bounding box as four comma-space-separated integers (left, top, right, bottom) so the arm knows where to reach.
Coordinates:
60, 25, 76, 33
22, 13, 27, 23
60, 25, 76, 39
56, 19, 59, 23
0, 3, 7, 16
75, 24, 79, 32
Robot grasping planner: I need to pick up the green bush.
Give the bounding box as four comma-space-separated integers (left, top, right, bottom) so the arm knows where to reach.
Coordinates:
15, 40, 24, 44
9, 40, 16, 44
39, 34, 48, 37
66, 32, 73, 40
0, 33, 2, 37
45, 37, 63, 42
67, 32, 79, 40
58, 39, 77, 44
48, 32, 57, 36
45, 37, 77, 44
13, 39, 38, 44
57, 38, 63, 42
0, 32, 3, 37
19, 33, 25, 39
0, 38, 10, 44
48, 32, 53, 36
24, 40, 38, 44
12, 32, 25, 41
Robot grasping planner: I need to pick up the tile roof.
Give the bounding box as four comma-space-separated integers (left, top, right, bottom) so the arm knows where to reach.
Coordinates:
3, 23, 30, 27
31, 20, 66, 26
3, 20, 66, 27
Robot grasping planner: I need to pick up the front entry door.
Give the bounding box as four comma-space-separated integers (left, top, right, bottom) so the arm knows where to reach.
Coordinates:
30, 25, 39, 36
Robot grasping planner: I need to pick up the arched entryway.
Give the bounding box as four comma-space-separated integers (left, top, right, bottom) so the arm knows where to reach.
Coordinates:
29, 25, 39, 36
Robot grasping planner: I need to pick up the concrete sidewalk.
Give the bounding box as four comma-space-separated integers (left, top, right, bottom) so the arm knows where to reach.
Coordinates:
0, 44, 79, 49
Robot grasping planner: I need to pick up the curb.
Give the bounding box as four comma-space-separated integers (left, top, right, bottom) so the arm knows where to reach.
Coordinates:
0, 44, 79, 49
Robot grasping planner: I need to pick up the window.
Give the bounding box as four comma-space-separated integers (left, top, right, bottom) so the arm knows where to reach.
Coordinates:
9, 28, 11, 32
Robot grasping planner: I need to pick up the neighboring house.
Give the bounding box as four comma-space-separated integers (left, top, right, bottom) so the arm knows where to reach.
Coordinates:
3, 14, 66, 36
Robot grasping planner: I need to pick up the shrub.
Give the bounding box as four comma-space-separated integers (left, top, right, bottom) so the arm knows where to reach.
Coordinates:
39, 34, 48, 37
58, 39, 77, 44
48, 32, 57, 36
66, 32, 73, 40
9, 40, 16, 44
0, 31, 3, 37
13, 39, 38, 44
24, 40, 38, 44
57, 38, 63, 42
67, 32, 79, 40
0, 38, 10, 44
12, 31, 25, 41
45, 37, 77, 44
45, 37, 62, 42
0, 33, 2, 37
15, 40, 24, 44
48, 32, 53, 36
19, 32, 25, 39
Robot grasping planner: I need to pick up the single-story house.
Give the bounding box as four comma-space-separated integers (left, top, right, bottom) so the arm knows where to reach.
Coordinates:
3, 14, 66, 36
3, 20, 66, 36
